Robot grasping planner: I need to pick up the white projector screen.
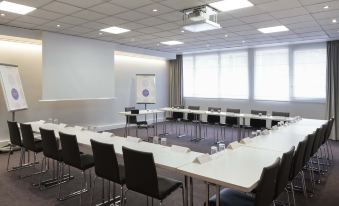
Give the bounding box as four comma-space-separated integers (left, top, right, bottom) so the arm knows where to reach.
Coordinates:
42, 32, 115, 100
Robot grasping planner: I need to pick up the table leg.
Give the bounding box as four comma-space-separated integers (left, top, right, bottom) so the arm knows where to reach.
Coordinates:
190, 177, 193, 206
206, 182, 210, 206
184, 176, 188, 206
155, 113, 158, 136
216, 185, 220, 206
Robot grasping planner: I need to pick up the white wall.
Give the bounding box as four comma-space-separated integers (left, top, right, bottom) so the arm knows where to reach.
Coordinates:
0, 39, 169, 142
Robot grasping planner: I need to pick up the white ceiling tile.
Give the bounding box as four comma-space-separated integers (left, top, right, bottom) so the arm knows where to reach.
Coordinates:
115, 10, 149, 21
118, 22, 147, 30
279, 15, 315, 24
258, 0, 302, 12
251, 20, 282, 28
298, 0, 330, 6
137, 17, 167, 26
159, 0, 203, 10
28, 9, 63, 20
14, 15, 49, 25
219, 19, 245, 27
0, 11, 22, 20
82, 21, 108, 30
97, 16, 127, 26
157, 11, 183, 21
90, 3, 128, 15
9, 0, 53, 7
228, 6, 266, 18
110, 0, 153, 9
72, 10, 106, 21
155, 22, 180, 30
42, 1, 82, 15
57, 16, 88, 25
135, 3, 173, 16
270, 7, 309, 19
58, 0, 104, 8
68, 26, 94, 33
137, 27, 163, 34
240, 14, 274, 23
153, 31, 177, 37
7, 20, 38, 28
311, 10, 339, 20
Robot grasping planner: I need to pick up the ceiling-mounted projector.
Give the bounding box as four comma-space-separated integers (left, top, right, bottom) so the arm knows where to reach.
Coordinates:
182, 5, 221, 32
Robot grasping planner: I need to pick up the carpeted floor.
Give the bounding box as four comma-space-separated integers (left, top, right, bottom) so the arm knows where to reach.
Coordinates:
0, 123, 338, 206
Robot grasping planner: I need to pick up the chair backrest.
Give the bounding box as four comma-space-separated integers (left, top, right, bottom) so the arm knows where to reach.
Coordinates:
173, 105, 184, 119
323, 118, 334, 143
20, 123, 36, 151
91, 139, 121, 183
317, 124, 327, 148
271, 112, 290, 127
40, 128, 60, 160
187, 106, 200, 121
207, 107, 221, 124
7, 121, 22, 146
290, 137, 308, 179
125, 107, 137, 124
255, 158, 280, 206
275, 146, 295, 199
225, 108, 240, 126
59, 132, 81, 169
122, 146, 159, 198
303, 133, 316, 165
311, 126, 326, 156
250, 110, 267, 129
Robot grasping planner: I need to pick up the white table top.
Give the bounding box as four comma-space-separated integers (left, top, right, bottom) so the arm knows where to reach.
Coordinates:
177, 146, 282, 192
160, 107, 295, 122
27, 121, 202, 171
119, 109, 164, 116
243, 119, 327, 152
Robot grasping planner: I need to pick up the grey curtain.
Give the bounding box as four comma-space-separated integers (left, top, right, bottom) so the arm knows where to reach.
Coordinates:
326, 40, 339, 140
169, 55, 183, 107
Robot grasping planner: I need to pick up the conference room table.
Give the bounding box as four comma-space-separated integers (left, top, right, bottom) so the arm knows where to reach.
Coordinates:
177, 118, 326, 206
26, 118, 326, 206
118, 109, 164, 137
160, 107, 297, 141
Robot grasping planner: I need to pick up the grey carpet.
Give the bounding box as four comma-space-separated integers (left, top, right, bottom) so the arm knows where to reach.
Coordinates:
0, 122, 338, 206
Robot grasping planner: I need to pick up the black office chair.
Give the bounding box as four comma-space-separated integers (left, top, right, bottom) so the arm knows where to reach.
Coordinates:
122, 147, 184, 206
209, 158, 280, 206
38, 128, 72, 191
20, 123, 44, 178
58, 132, 94, 205
288, 137, 308, 205
271, 111, 290, 127
6, 121, 24, 172
220, 108, 241, 141
322, 118, 334, 162
274, 146, 295, 205
125, 106, 152, 139
182, 106, 201, 138
90, 139, 126, 206
202, 107, 222, 143
250, 110, 267, 129
302, 133, 316, 196
165, 105, 185, 136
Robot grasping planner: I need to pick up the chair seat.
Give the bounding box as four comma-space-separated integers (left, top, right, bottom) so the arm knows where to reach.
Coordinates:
209, 188, 255, 206
157, 176, 182, 200
29, 141, 43, 153
79, 154, 95, 170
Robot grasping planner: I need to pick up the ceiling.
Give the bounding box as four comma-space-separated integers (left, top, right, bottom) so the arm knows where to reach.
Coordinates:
0, 0, 339, 54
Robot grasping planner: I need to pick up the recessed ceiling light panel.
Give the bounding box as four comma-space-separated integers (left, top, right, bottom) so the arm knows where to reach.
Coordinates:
160, 41, 184, 46
101, 26, 130, 34
0, 1, 36, 15
209, 0, 254, 12
258, 25, 289, 33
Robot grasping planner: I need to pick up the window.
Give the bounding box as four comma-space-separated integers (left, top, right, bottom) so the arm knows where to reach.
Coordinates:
254, 48, 289, 101
293, 48, 326, 100
183, 51, 249, 99
220, 51, 248, 99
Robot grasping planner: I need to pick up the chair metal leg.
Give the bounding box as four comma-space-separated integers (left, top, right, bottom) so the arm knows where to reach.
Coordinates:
300, 171, 307, 197
290, 182, 296, 206
90, 176, 97, 206
79, 171, 84, 205
6, 145, 12, 172
285, 188, 291, 206
182, 186, 185, 206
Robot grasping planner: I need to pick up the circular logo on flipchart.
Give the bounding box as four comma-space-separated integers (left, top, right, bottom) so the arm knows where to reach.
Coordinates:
142, 89, 150, 97
11, 88, 19, 100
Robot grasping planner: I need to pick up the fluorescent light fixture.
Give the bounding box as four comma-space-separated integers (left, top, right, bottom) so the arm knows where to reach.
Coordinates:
100, 26, 130, 34
160, 41, 183, 46
258, 25, 289, 33
183, 19, 221, 32
209, 0, 253, 12
332, 19, 337, 23
0, 1, 36, 15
